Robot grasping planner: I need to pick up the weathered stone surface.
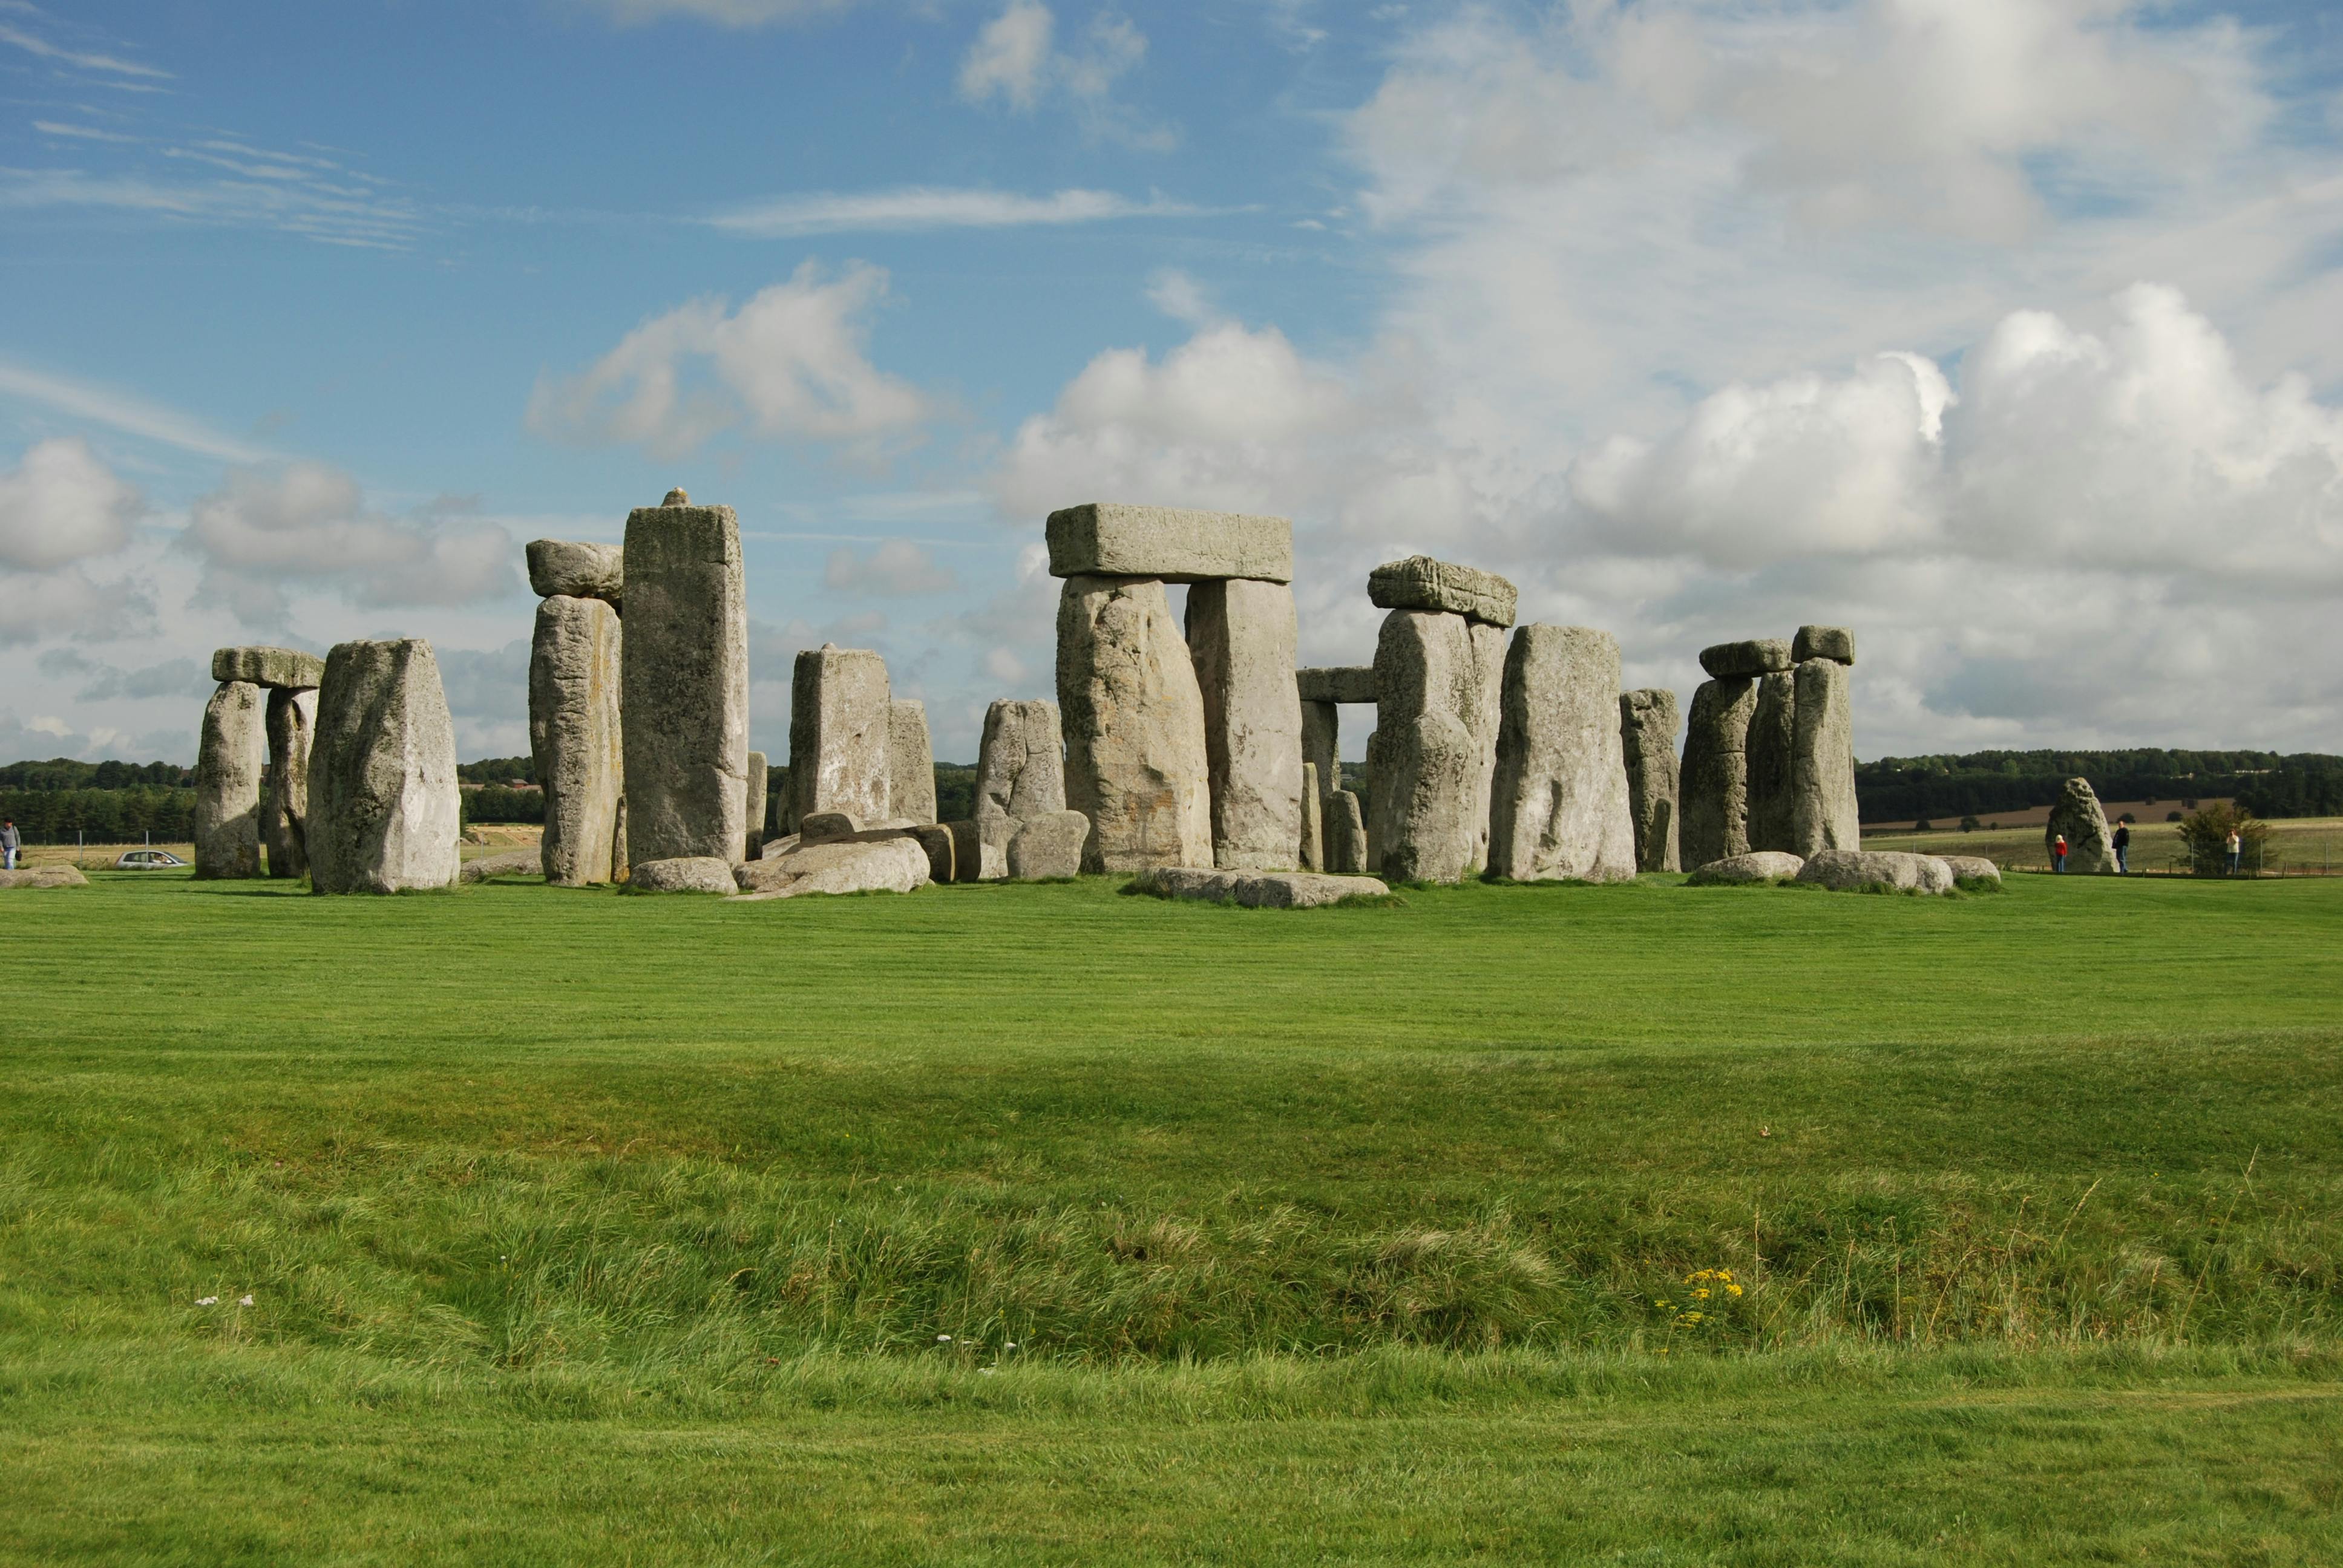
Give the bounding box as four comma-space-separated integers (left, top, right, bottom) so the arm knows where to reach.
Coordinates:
1187, 577, 1302, 871
905, 822, 956, 884
459, 847, 542, 883
1296, 666, 1375, 705
731, 836, 931, 900
307, 639, 460, 894
1698, 639, 1794, 679
1299, 762, 1323, 871
263, 687, 317, 879
194, 681, 267, 879
744, 751, 768, 862
525, 539, 624, 606
785, 644, 892, 832
1057, 575, 1213, 872
1044, 503, 1293, 584
888, 701, 937, 824
1744, 670, 1797, 854
629, 855, 736, 893
1793, 625, 1855, 665
1619, 687, 1680, 874
1686, 851, 1806, 885
1795, 848, 1955, 893
1791, 658, 1860, 857
1367, 557, 1518, 627
1300, 699, 1339, 813
1679, 677, 1758, 869
943, 818, 998, 884
1940, 855, 2002, 883
531, 595, 624, 887
1487, 625, 1639, 882
1324, 788, 1368, 874
2045, 778, 2117, 874
977, 700, 1067, 820
0, 865, 87, 890
799, 811, 862, 843
1365, 609, 1506, 883
212, 645, 326, 690
622, 500, 748, 864
757, 832, 801, 860
1130, 867, 1389, 908
1008, 809, 1089, 879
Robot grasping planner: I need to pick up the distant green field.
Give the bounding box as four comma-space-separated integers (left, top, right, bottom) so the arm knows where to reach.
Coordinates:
3, 869, 2339, 1563
1870, 814, 2343, 875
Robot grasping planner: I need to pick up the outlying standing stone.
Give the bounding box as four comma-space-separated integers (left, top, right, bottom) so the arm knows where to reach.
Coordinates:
1368, 557, 1518, 627
1685, 851, 1806, 885
622, 493, 748, 864
1619, 688, 1680, 874
531, 594, 625, 886
1679, 676, 1758, 869
1795, 848, 1955, 894
1187, 577, 1302, 871
888, 701, 937, 823
307, 638, 460, 894
525, 539, 624, 607
1045, 503, 1293, 583
787, 644, 893, 831
1487, 625, 1638, 882
1057, 575, 1213, 872
263, 687, 318, 879
1366, 607, 1506, 883
193, 681, 267, 879
1129, 867, 1390, 908
2045, 778, 2117, 874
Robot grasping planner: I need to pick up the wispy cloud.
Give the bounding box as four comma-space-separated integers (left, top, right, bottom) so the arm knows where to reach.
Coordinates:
0, 358, 275, 464
0, 155, 424, 249
31, 120, 137, 143
0, 21, 171, 80
709, 186, 1204, 237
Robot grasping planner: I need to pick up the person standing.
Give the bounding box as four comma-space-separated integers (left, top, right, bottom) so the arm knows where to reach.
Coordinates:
2112, 818, 2131, 875
2227, 827, 2243, 877
2052, 832, 2068, 874
0, 817, 18, 871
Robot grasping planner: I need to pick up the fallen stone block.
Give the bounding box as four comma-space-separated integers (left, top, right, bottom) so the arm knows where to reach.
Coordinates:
1685, 851, 1806, 885
1296, 666, 1375, 705
1698, 639, 1794, 679
1129, 867, 1391, 908
943, 818, 998, 884
731, 835, 931, 899
1792, 624, 1855, 665
1367, 557, 1517, 627
906, 822, 956, 883
525, 539, 624, 606
0, 865, 88, 890
1045, 503, 1293, 584
1007, 809, 1089, 879
211, 646, 326, 690
459, 848, 543, 883
1794, 849, 1955, 894
1939, 855, 2002, 884
629, 855, 738, 893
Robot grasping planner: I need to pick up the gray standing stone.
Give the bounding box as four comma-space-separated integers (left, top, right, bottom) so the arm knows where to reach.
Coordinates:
1487, 625, 1639, 883
621, 495, 748, 865
307, 638, 460, 894
1367, 557, 1518, 627
1300, 699, 1340, 815
888, 700, 937, 824
1325, 789, 1368, 874
2046, 778, 2118, 874
1679, 677, 1758, 869
1299, 762, 1324, 871
1007, 809, 1089, 880
1618, 688, 1680, 874
1045, 503, 1293, 583
263, 687, 317, 879
531, 594, 625, 887
1699, 639, 1794, 679
1057, 575, 1213, 872
1365, 609, 1504, 883
1744, 670, 1797, 854
525, 538, 624, 606
1187, 577, 1302, 871
744, 751, 768, 863
1296, 666, 1376, 705
1792, 625, 1855, 665
977, 699, 1067, 820
212, 645, 326, 690
193, 681, 267, 879
1791, 658, 1860, 857
786, 644, 892, 832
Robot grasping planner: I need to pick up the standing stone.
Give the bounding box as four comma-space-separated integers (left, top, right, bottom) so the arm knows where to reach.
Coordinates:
1365, 609, 1504, 884
1744, 671, 1797, 854
1300, 699, 1339, 813
744, 751, 768, 863
531, 595, 624, 886
263, 687, 318, 879
784, 645, 893, 830
193, 681, 266, 879
1057, 575, 1213, 872
1186, 577, 1302, 871
1325, 789, 1368, 874
1487, 626, 1639, 883
307, 639, 460, 894
975, 697, 1066, 859
1791, 658, 1860, 857
621, 494, 748, 865
2045, 777, 2117, 874
1299, 762, 1324, 871
1619, 688, 1680, 874
888, 700, 937, 824
1679, 678, 1758, 869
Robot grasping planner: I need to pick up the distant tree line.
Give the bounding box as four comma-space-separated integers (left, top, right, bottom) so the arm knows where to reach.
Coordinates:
0, 786, 195, 843
1855, 749, 2343, 822
0, 757, 192, 791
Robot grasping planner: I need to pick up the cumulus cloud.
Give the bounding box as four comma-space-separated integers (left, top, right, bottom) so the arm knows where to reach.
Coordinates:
182, 463, 519, 628
0, 437, 143, 569
959, 0, 1054, 110
526, 261, 931, 459
824, 540, 957, 596
957, 2, 1171, 149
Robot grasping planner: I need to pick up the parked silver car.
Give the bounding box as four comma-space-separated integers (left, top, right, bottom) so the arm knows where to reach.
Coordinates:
114, 849, 186, 868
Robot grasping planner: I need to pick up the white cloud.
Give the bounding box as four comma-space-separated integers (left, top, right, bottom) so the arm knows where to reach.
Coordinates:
824, 539, 958, 596
0, 437, 143, 569
958, 0, 1054, 111
572, 0, 857, 25
709, 186, 1200, 237
0, 21, 171, 79
527, 261, 931, 459
956, 2, 1172, 149
0, 147, 424, 251
0, 359, 274, 463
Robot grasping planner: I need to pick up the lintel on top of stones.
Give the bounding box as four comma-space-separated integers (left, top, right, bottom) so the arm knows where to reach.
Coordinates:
1697, 638, 1794, 679
1296, 665, 1376, 705
1044, 502, 1293, 584
211, 645, 326, 690
1365, 556, 1518, 628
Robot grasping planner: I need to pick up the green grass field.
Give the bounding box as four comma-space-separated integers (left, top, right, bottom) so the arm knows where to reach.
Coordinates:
1870, 814, 2343, 875
4, 869, 2340, 1563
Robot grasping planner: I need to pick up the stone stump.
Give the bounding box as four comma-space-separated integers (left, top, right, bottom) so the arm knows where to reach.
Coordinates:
888, 700, 937, 824
786, 644, 893, 831
263, 687, 318, 880
193, 681, 266, 879
1487, 625, 1638, 882
621, 492, 747, 865
1056, 575, 1212, 872
1619, 687, 1680, 874
531, 594, 624, 886
307, 638, 459, 893
2046, 777, 2117, 873
1187, 577, 1302, 871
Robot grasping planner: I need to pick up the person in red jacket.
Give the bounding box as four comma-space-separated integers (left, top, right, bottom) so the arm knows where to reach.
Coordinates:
2052, 832, 2068, 873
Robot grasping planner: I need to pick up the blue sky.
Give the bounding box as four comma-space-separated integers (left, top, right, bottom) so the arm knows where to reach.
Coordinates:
4, 0, 2342, 765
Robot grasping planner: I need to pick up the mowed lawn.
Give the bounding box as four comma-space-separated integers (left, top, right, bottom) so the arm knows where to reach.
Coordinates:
2, 869, 2340, 1563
